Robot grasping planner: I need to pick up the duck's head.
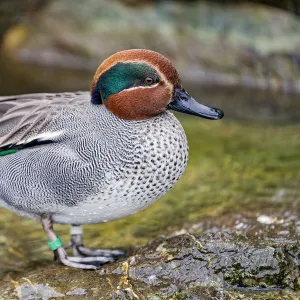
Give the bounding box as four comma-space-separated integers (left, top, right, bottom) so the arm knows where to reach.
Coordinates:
91, 49, 224, 121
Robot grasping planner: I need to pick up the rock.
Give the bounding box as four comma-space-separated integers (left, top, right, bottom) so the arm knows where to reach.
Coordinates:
101, 224, 300, 296
1, 214, 300, 299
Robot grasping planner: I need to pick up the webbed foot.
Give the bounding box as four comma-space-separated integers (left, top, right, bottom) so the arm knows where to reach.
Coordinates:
41, 217, 124, 269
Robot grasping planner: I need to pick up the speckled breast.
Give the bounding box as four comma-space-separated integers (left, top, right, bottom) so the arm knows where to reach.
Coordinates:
53, 111, 188, 224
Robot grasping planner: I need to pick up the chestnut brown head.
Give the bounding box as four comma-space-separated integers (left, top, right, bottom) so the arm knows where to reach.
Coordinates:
91, 49, 223, 120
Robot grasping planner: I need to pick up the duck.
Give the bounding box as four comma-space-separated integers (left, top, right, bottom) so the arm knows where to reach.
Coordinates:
0, 49, 223, 269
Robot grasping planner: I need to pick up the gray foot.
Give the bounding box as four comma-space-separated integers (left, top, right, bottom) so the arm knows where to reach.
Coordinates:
41, 216, 120, 269
65, 225, 125, 260
55, 247, 114, 269
76, 245, 125, 258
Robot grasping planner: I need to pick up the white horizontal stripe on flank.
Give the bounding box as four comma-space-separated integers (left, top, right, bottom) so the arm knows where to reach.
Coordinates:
16, 130, 64, 145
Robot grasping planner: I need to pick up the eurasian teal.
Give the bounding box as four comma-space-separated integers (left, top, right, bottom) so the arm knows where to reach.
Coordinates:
0, 49, 223, 269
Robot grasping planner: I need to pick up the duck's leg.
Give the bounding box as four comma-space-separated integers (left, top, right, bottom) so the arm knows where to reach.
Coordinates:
65, 225, 125, 258
41, 215, 114, 269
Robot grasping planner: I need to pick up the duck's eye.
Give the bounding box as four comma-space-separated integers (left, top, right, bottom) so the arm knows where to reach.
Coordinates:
144, 77, 154, 85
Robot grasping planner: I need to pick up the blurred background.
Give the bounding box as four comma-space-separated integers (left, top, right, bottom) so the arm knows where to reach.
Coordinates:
1, 0, 300, 297
1, 0, 300, 120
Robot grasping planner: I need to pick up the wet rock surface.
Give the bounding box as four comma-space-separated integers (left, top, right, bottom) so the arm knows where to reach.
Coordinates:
1, 214, 300, 299
101, 214, 300, 298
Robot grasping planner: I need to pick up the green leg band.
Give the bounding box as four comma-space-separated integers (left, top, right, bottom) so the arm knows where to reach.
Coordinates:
48, 237, 63, 251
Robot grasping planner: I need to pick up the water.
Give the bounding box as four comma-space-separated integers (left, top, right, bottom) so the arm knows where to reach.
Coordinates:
0, 56, 299, 288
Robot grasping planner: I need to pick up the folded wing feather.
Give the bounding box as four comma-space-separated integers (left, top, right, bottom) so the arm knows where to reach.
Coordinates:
0, 92, 89, 146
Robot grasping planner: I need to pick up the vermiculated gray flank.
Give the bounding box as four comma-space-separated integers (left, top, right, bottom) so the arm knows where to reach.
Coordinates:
0, 92, 188, 224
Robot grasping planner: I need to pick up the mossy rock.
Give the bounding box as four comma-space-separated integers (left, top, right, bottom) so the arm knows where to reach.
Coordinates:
1, 219, 300, 299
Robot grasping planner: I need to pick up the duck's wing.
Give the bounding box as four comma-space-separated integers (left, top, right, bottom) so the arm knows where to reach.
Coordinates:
0, 92, 89, 147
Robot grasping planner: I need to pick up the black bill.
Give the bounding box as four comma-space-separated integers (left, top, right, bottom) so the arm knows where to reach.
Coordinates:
168, 88, 224, 120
